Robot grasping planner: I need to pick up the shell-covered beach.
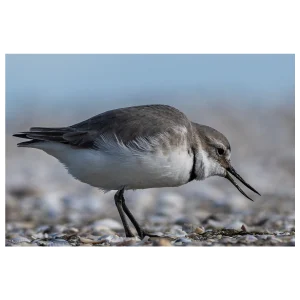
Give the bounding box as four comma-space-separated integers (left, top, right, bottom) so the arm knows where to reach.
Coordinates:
6, 100, 295, 246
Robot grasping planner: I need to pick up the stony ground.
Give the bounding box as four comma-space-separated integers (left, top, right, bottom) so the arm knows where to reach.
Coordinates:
6, 101, 295, 246
5, 219, 295, 247
5, 191, 295, 246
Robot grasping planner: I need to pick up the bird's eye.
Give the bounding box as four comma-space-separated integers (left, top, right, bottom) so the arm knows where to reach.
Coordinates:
217, 148, 225, 155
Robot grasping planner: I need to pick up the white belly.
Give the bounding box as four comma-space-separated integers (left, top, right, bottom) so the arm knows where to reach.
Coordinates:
35, 141, 193, 191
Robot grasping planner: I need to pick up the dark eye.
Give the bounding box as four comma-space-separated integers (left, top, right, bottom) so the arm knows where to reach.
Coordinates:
217, 148, 225, 155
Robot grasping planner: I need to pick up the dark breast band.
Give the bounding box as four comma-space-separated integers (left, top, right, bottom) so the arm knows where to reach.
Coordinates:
188, 147, 197, 182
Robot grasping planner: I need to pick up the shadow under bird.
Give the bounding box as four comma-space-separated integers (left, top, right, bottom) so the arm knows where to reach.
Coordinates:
14, 104, 260, 238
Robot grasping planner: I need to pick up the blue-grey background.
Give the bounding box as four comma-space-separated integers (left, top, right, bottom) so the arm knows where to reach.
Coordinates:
6, 54, 295, 120
6, 54, 295, 237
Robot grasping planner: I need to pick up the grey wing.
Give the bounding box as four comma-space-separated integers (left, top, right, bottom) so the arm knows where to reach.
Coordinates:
13, 105, 193, 148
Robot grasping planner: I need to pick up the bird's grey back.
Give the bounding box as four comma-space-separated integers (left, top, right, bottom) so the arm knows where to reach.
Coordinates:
70, 104, 193, 146
15, 104, 196, 150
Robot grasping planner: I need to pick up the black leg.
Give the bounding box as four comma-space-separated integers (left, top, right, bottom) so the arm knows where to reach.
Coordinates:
121, 195, 145, 238
114, 188, 134, 237
120, 192, 160, 239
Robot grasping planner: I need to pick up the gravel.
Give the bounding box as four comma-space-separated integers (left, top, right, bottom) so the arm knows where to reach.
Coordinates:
6, 103, 295, 246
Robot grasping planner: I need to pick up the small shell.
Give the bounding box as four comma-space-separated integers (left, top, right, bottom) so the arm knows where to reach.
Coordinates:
194, 227, 205, 234
79, 236, 104, 244
152, 238, 172, 246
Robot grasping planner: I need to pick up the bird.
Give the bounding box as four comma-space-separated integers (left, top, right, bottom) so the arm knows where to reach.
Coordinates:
13, 104, 260, 238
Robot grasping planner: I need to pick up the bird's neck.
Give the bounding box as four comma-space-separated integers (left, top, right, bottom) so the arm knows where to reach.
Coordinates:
191, 123, 216, 180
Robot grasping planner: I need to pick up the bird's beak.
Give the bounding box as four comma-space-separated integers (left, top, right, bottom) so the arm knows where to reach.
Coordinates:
225, 166, 261, 201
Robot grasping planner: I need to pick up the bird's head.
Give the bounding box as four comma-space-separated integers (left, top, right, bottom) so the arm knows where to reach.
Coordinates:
192, 123, 261, 201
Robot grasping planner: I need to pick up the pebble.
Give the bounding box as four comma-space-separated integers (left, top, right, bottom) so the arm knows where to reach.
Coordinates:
172, 241, 183, 246
48, 232, 66, 239
98, 234, 115, 242
194, 227, 205, 234
225, 221, 245, 231
36, 225, 52, 233
221, 237, 237, 244
207, 238, 215, 243
176, 237, 192, 243
203, 241, 213, 246
135, 237, 152, 246
51, 239, 71, 246
79, 236, 102, 244
257, 235, 273, 240
63, 227, 79, 234
168, 226, 187, 237
243, 235, 258, 242
152, 238, 172, 246
92, 219, 123, 231
31, 232, 45, 239
269, 237, 283, 243
8, 236, 31, 244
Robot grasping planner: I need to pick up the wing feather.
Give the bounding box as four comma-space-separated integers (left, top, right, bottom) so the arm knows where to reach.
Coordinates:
13, 105, 193, 149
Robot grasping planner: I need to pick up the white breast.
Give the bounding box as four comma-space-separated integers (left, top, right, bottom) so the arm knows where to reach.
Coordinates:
33, 132, 193, 191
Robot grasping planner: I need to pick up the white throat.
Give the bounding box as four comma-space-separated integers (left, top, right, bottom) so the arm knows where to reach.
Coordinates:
197, 150, 225, 179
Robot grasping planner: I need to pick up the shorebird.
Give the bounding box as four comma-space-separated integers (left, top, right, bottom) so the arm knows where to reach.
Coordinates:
14, 104, 260, 238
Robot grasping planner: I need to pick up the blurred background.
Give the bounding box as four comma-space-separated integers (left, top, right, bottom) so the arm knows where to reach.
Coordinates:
5, 54, 295, 242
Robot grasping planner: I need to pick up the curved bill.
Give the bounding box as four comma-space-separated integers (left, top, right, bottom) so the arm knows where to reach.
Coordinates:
225, 166, 261, 201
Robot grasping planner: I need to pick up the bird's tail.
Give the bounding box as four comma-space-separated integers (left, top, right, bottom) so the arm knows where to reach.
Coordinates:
13, 127, 71, 147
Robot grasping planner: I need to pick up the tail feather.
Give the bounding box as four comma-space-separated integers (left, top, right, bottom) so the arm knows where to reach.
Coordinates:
13, 127, 71, 146
16, 139, 43, 147
26, 134, 67, 143
30, 127, 69, 132
13, 133, 30, 139
14, 133, 68, 143
13, 126, 93, 147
